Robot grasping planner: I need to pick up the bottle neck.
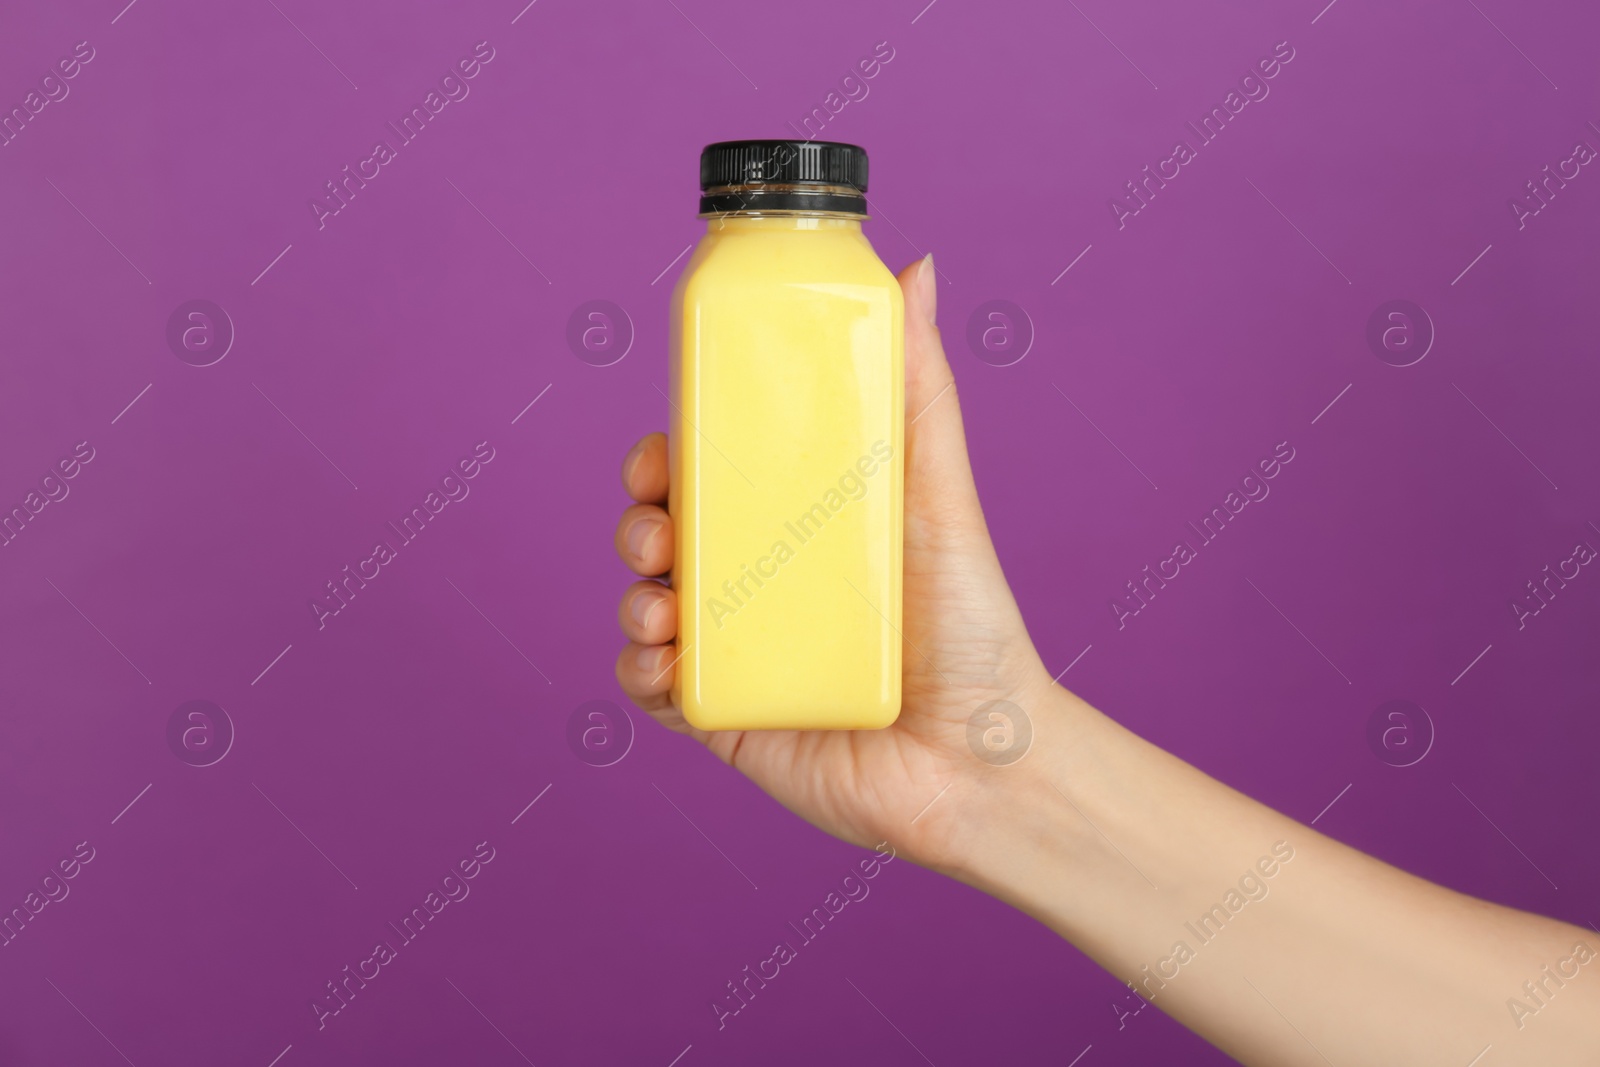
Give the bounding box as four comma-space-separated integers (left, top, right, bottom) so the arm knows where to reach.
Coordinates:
698, 181, 866, 220
704, 215, 863, 234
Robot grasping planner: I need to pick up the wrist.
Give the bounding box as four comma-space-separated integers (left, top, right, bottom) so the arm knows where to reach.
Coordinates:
931, 682, 1110, 921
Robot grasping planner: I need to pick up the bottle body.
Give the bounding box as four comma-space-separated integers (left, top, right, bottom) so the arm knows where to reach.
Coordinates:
669, 215, 904, 730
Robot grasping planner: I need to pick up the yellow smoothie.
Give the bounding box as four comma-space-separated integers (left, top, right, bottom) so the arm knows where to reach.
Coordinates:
670, 142, 903, 731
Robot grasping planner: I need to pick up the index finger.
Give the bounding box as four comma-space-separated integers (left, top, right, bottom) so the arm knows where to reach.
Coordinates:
622, 432, 669, 505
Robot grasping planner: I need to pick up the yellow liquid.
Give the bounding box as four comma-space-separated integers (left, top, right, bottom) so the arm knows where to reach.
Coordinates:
669, 214, 904, 731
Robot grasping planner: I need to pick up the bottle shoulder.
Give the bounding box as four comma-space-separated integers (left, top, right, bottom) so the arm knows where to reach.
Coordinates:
674, 228, 899, 302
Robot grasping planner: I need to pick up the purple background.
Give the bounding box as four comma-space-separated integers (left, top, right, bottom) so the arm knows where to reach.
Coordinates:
3, 0, 1598, 1063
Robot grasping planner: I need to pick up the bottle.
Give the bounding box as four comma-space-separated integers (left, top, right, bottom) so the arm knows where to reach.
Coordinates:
669, 140, 904, 731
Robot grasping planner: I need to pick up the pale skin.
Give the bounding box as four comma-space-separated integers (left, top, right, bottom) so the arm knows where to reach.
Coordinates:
613, 255, 1600, 1065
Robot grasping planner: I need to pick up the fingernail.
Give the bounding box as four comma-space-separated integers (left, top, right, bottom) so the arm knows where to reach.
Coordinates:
636, 645, 665, 673
631, 588, 665, 629
916, 254, 938, 326
626, 517, 662, 558
621, 441, 646, 487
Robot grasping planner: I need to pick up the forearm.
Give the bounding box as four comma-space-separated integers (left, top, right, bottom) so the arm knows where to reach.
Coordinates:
943, 688, 1599, 1065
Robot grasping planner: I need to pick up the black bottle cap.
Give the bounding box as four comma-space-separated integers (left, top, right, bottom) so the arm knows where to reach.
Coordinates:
698, 140, 868, 216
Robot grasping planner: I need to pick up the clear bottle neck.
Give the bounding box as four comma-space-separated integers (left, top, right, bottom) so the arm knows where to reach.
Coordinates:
704, 214, 863, 234
698, 182, 867, 222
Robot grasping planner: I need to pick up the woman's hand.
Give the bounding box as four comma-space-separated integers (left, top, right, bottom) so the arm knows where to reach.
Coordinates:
609, 254, 1600, 1067
612, 255, 1059, 870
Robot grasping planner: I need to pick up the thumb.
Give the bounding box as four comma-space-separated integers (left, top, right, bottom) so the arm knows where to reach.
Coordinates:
896, 255, 985, 532
893, 254, 1046, 703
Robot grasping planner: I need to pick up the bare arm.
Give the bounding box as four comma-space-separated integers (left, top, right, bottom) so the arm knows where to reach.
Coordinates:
947, 687, 1599, 1065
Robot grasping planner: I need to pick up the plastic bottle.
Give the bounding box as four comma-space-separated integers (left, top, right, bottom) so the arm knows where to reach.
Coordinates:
669, 140, 904, 731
